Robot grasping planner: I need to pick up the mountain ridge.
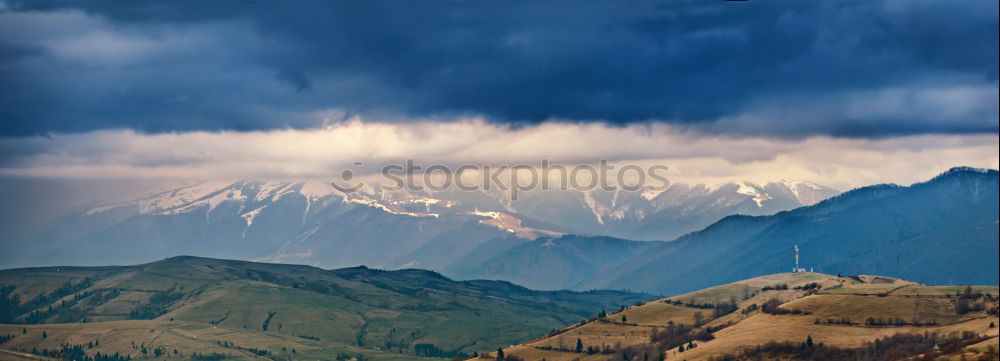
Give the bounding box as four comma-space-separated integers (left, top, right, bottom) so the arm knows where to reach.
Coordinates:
582, 166, 999, 295
1, 177, 837, 272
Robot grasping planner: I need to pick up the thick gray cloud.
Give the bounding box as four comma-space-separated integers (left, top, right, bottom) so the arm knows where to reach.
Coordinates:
0, 0, 997, 137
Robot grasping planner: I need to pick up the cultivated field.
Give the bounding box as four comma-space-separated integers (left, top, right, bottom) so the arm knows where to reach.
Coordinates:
473, 273, 1000, 361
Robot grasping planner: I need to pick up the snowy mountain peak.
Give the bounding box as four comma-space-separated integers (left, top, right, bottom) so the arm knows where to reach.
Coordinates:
735, 182, 772, 207
775, 179, 838, 206
85, 179, 239, 216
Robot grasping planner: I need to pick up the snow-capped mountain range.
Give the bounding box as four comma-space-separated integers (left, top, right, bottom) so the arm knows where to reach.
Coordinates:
6, 178, 837, 275
2, 167, 995, 294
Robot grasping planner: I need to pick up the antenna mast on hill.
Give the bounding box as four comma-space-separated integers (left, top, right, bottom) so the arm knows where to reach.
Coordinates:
792, 244, 806, 273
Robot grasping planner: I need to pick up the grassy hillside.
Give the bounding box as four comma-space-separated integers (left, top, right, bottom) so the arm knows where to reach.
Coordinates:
0, 256, 647, 360
475, 273, 1000, 361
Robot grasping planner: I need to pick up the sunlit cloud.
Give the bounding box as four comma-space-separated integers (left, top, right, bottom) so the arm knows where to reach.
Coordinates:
1, 119, 996, 190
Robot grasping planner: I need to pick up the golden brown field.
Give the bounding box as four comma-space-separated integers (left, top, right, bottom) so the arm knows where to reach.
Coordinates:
472, 273, 1000, 361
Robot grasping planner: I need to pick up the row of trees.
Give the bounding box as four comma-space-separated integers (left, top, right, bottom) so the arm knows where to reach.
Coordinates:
794, 283, 822, 291
956, 297, 988, 314
0, 280, 95, 324
761, 284, 789, 291
129, 288, 183, 320
864, 317, 939, 327
760, 298, 810, 315
16, 343, 132, 361
604, 321, 715, 361
214, 340, 270, 356
708, 331, 988, 361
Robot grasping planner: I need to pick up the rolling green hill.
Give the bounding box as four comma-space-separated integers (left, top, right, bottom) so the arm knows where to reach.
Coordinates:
0, 256, 646, 360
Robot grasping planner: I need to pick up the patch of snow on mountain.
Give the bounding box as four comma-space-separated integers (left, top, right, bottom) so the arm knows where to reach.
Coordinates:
160, 187, 247, 215
399, 198, 456, 208
85, 180, 237, 215
84, 204, 126, 216
254, 181, 296, 202
780, 179, 830, 205
468, 210, 563, 238
736, 182, 772, 207
582, 191, 605, 225
399, 260, 421, 268
241, 206, 266, 226
298, 181, 342, 199
640, 188, 665, 201
344, 198, 440, 218
469, 210, 504, 219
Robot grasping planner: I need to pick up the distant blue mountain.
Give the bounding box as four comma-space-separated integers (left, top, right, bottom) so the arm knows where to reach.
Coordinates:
1, 177, 834, 271
582, 167, 999, 295
447, 235, 659, 290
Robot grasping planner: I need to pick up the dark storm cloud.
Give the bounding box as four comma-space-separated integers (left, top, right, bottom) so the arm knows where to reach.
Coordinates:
0, 0, 997, 137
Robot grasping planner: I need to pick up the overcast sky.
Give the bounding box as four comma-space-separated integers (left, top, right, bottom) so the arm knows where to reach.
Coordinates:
0, 0, 997, 189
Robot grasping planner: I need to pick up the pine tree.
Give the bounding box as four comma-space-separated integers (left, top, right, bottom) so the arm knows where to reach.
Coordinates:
496, 347, 504, 360
806, 335, 814, 348
576, 338, 583, 353
41, 331, 47, 339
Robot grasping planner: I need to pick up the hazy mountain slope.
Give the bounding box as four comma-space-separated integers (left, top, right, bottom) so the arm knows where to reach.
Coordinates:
17, 181, 560, 270
443, 236, 534, 277
387, 222, 516, 270
584, 167, 1000, 295
0, 256, 647, 358
506, 181, 839, 241
3, 178, 838, 272
452, 235, 661, 291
